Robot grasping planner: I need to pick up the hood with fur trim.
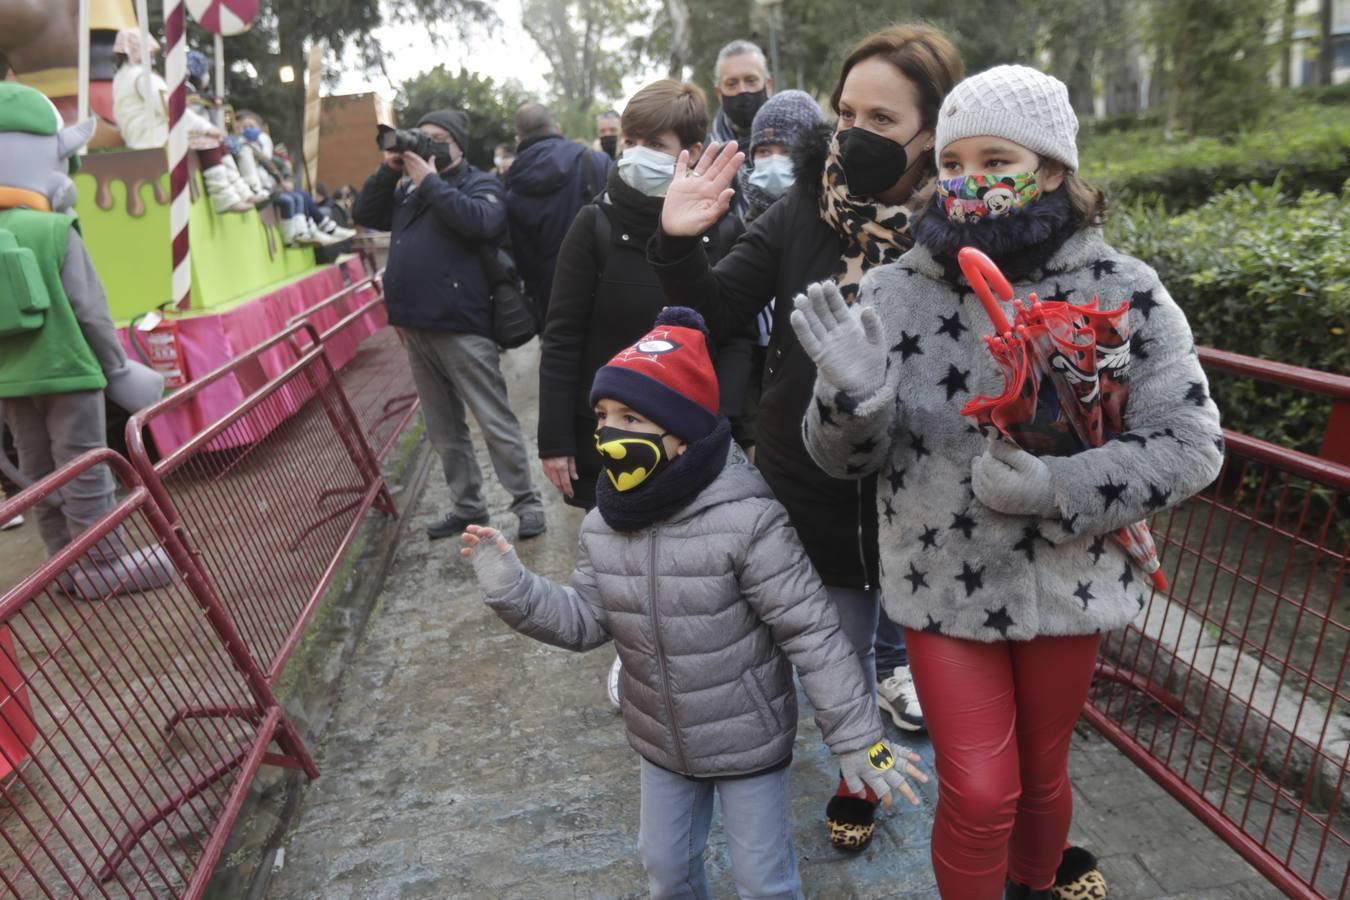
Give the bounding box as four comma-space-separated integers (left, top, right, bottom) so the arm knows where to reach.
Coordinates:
789, 122, 834, 202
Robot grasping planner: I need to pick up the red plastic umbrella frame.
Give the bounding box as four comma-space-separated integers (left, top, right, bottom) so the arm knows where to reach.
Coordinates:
957, 247, 1169, 591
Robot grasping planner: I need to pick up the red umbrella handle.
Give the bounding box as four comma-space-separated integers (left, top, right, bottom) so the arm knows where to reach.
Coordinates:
958, 247, 1015, 334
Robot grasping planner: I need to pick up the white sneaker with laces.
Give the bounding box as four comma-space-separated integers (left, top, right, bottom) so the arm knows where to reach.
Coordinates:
878, 664, 925, 732
606, 654, 622, 709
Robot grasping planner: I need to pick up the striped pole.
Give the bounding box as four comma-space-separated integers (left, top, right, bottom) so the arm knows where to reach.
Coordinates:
164, 0, 192, 310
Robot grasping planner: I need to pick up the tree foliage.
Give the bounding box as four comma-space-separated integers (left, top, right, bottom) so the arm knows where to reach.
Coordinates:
396, 65, 537, 168
520, 0, 641, 128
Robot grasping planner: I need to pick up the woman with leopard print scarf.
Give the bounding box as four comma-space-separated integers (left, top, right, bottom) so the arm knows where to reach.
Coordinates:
650, 24, 955, 855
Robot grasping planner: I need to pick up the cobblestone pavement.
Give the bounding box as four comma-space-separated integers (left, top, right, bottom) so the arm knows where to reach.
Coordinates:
266, 342, 1281, 900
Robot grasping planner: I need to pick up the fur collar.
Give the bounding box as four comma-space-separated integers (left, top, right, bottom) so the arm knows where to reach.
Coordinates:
790, 122, 834, 201
902, 223, 1114, 287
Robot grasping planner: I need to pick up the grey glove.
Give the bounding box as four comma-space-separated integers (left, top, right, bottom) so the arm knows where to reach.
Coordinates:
836, 738, 926, 806
971, 437, 1058, 517
790, 281, 887, 403
462, 527, 525, 596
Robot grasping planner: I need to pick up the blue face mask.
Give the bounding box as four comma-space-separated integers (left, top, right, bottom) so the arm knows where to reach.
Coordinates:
617, 145, 678, 197
241, 126, 262, 142
747, 154, 795, 199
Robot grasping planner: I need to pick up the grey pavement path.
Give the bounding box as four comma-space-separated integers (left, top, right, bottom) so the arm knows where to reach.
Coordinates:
266, 341, 1283, 900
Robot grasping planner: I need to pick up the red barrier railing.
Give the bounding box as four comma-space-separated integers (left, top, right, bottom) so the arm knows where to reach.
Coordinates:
125, 322, 397, 686
1087, 349, 1350, 899
0, 450, 317, 898
287, 271, 420, 463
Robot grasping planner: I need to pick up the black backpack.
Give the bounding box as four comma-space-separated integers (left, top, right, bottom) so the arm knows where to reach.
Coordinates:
479, 245, 537, 350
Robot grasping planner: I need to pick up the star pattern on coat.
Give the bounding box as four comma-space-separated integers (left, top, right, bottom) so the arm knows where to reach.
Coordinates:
905, 563, 929, 593
1088, 534, 1107, 564
815, 397, 836, 427
1184, 381, 1209, 407
949, 512, 977, 539
1131, 288, 1158, 319
922, 614, 943, 634
891, 331, 923, 361
1117, 433, 1147, 447
1044, 283, 1076, 303
852, 437, 878, 455
1119, 562, 1135, 588
883, 498, 897, 525
1073, 580, 1096, 610
918, 526, 940, 550
956, 562, 986, 596
1144, 484, 1172, 512
1091, 258, 1118, 279
983, 605, 1014, 637
887, 467, 907, 494
833, 389, 859, 416
1059, 513, 1080, 535
938, 365, 971, 400
1014, 523, 1049, 562
1130, 332, 1151, 361
910, 432, 931, 459
1097, 478, 1127, 511
936, 312, 968, 342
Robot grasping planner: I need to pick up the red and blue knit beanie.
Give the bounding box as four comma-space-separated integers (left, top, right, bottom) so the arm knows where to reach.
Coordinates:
590, 307, 720, 443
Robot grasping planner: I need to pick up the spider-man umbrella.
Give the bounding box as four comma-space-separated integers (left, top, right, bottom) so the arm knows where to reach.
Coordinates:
957, 247, 1168, 591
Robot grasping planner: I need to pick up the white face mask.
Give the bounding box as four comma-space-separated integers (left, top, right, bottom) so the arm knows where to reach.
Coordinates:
617, 145, 678, 197
747, 154, 795, 198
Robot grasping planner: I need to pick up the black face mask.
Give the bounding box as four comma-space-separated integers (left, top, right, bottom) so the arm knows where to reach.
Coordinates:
599, 134, 618, 158
723, 88, 768, 130
595, 426, 672, 492
837, 127, 926, 198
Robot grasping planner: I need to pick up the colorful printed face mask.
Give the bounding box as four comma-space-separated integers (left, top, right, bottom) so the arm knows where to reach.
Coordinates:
936, 171, 1041, 223
595, 426, 671, 491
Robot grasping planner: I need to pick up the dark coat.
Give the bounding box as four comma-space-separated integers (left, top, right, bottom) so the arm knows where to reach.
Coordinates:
352, 162, 506, 338
538, 169, 746, 509
506, 134, 612, 318
646, 124, 881, 590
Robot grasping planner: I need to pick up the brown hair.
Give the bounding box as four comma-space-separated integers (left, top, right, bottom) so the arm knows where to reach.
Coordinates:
621, 79, 708, 149
1059, 172, 1109, 226
828, 24, 964, 133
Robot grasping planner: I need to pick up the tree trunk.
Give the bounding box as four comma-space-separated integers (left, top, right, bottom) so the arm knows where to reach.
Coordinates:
665, 0, 690, 80
1318, 0, 1334, 86
1280, 0, 1297, 88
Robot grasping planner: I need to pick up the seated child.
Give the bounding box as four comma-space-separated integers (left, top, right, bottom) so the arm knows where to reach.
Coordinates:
461, 307, 927, 900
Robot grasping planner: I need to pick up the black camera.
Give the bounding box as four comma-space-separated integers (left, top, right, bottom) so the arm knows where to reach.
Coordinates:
376, 126, 450, 161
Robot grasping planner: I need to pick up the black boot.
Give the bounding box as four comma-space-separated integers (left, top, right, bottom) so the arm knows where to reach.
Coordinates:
1053, 846, 1108, 898
1004, 882, 1052, 900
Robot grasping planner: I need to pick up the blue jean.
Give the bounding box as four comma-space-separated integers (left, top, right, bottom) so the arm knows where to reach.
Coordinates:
827, 584, 880, 698
638, 758, 802, 900
874, 607, 909, 677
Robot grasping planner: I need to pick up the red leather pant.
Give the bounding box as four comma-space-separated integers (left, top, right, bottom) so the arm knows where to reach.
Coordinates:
905, 628, 1101, 898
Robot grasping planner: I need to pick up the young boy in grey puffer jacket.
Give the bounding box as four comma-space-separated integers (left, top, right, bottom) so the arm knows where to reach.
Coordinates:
792, 66, 1223, 898
461, 307, 927, 900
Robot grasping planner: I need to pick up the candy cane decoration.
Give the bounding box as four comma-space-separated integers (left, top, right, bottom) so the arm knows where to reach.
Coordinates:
164, 0, 191, 310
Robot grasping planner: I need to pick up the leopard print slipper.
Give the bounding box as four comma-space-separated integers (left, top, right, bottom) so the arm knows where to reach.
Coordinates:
826, 793, 876, 852
1052, 846, 1108, 899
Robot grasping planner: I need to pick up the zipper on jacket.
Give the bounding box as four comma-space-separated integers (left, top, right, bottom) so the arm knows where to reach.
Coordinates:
649, 527, 691, 774
857, 480, 871, 591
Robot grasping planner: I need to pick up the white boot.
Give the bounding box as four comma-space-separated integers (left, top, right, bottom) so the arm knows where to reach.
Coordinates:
221, 154, 268, 205
202, 164, 253, 213
300, 217, 340, 246
316, 216, 357, 241
280, 213, 304, 246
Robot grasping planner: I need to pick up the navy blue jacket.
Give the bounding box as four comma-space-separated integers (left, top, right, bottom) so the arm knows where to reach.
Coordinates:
353, 162, 506, 338
505, 135, 612, 318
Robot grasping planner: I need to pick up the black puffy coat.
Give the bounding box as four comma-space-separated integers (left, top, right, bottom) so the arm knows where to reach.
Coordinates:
538, 169, 747, 510
352, 162, 505, 338
647, 125, 881, 589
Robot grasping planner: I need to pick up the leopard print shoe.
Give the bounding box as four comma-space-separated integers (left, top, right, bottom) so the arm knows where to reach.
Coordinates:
825, 776, 877, 853
1052, 846, 1108, 899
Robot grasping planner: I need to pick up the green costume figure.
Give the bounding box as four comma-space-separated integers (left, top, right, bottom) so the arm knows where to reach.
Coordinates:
0, 81, 171, 598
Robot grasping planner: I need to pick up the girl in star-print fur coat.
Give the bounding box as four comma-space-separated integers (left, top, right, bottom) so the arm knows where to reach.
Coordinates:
795, 65, 1223, 900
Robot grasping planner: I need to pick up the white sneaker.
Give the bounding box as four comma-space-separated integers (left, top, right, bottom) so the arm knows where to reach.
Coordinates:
878, 664, 925, 732
1, 513, 22, 531
607, 654, 622, 709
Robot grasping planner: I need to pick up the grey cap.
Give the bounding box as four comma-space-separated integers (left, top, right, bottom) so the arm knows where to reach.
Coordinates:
749, 90, 823, 159
935, 65, 1079, 172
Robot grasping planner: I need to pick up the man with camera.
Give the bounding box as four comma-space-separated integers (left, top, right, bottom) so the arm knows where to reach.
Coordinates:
354, 109, 546, 541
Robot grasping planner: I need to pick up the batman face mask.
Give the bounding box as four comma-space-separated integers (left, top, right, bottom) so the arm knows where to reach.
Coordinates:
595, 426, 672, 492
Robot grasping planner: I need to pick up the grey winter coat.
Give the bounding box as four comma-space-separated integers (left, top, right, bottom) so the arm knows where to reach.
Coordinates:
802, 228, 1225, 642
482, 452, 885, 778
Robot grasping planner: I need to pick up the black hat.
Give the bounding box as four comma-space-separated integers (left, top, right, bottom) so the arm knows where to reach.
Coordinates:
416, 109, 470, 155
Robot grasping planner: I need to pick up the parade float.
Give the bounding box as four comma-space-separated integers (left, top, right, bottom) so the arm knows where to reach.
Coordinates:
1, 0, 382, 454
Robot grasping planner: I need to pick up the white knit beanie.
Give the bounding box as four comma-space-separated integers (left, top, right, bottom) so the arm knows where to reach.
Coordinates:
935, 65, 1079, 172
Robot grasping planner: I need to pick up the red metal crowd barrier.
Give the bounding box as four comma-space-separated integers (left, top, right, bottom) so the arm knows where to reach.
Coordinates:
287, 270, 421, 463
0, 450, 317, 898
1087, 349, 1350, 899
125, 321, 397, 687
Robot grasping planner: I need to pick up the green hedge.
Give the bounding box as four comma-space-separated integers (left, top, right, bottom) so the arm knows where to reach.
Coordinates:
1107, 180, 1349, 456
1080, 101, 1350, 211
